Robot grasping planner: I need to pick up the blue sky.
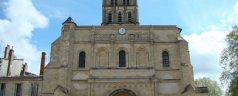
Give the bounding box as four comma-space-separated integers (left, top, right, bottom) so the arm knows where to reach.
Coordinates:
1, 0, 238, 87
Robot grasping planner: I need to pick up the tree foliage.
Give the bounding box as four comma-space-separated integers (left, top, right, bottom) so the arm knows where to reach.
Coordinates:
228, 76, 238, 96
220, 26, 238, 96
195, 77, 223, 96
220, 26, 238, 82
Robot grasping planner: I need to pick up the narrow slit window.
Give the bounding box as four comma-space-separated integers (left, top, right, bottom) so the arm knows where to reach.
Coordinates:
162, 51, 170, 67
0, 83, 6, 96
119, 50, 126, 67
108, 12, 112, 23
15, 83, 22, 96
123, 0, 126, 5
127, 0, 130, 5
79, 52, 86, 68
115, 0, 117, 5
118, 12, 122, 23
128, 12, 132, 22
111, 0, 114, 5
30, 83, 39, 96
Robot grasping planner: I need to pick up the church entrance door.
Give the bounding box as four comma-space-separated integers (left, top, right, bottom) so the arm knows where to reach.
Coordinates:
109, 89, 136, 96
113, 92, 130, 96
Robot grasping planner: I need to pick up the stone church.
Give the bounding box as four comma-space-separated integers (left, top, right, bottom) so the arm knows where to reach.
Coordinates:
0, 0, 208, 96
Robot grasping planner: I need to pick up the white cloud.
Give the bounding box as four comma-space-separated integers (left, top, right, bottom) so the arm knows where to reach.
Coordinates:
183, 28, 228, 82
0, 0, 49, 74
183, 27, 228, 55
182, 1, 238, 85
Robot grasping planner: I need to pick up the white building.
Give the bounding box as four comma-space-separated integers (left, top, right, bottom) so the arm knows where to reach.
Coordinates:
0, 45, 30, 77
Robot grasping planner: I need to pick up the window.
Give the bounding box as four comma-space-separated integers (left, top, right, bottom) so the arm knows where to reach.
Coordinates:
108, 12, 112, 23
115, 0, 117, 5
0, 83, 6, 96
128, 12, 132, 22
79, 52, 86, 68
123, 0, 126, 5
30, 83, 39, 96
0, 58, 2, 63
111, 0, 114, 5
118, 12, 122, 23
127, 0, 130, 5
162, 51, 170, 67
119, 50, 126, 67
15, 83, 22, 96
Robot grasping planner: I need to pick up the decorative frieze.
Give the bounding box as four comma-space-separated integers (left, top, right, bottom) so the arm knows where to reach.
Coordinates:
95, 83, 151, 89
93, 33, 153, 41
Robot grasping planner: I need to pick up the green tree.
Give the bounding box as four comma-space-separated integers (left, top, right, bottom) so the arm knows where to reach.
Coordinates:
220, 26, 238, 82
195, 77, 223, 96
220, 26, 238, 96
227, 76, 238, 96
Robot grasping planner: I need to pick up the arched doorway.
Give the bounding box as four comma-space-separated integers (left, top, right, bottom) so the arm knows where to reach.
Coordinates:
109, 89, 136, 96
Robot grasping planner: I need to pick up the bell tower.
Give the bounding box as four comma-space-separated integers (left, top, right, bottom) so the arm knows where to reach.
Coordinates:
102, 0, 139, 25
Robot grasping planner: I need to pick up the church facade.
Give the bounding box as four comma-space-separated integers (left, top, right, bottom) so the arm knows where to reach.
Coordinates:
0, 0, 209, 96
42, 0, 199, 96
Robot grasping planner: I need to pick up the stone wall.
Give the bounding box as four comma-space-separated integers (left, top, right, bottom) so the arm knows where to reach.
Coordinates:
0, 76, 42, 96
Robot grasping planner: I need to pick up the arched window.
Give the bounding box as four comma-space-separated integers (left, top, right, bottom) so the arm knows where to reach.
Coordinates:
111, 0, 114, 5
108, 12, 112, 23
127, 0, 130, 5
123, 0, 126, 5
118, 12, 122, 23
128, 12, 132, 22
119, 50, 126, 67
162, 51, 170, 67
79, 51, 86, 68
